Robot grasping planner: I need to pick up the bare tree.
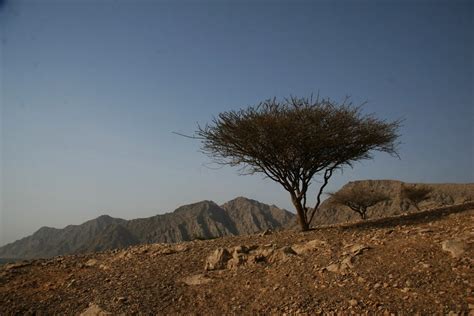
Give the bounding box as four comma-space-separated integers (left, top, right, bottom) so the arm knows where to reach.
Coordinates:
195, 96, 401, 231
401, 185, 432, 211
328, 187, 390, 220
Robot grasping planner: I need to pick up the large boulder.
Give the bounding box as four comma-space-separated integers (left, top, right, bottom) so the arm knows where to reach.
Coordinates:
204, 248, 231, 270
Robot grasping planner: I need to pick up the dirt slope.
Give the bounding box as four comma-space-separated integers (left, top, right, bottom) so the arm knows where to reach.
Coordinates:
0, 203, 473, 314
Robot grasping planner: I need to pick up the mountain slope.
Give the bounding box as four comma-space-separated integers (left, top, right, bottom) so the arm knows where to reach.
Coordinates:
313, 180, 474, 225
125, 200, 241, 244
222, 197, 295, 234
0, 198, 294, 259
0, 215, 128, 259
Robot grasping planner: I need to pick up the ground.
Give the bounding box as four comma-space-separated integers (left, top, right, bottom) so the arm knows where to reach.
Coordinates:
1, 203, 473, 315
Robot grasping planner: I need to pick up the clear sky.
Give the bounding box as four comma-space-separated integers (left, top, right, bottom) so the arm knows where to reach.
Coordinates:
0, 0, 472, 246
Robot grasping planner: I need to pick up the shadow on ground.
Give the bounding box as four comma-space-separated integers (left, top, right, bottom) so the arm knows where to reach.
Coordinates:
338, 202, 474, 231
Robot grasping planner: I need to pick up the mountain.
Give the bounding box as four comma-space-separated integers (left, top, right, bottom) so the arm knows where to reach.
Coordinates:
313, 180, 474, 225
222, 197, 295, 234
0, 198, 295, 259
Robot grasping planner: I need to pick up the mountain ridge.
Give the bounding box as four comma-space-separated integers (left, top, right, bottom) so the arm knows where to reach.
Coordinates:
2, 180, 472, 260
0, 197, 295, 259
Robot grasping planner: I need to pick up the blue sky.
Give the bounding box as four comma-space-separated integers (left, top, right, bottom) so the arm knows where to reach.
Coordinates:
0, 0, 472, 246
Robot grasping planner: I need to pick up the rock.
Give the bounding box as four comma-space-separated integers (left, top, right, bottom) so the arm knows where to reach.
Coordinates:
116, 297, 127, 303
326, 263, 343, 274
418, 228, 434, 234
205, 248, 231, 270
267, 246, 297, 264
85, 259, 98, 267
4, 262, 31, 271
99, 264, 110, 270
326, 255, 354, 274
159, 247, 177, 255
227, 250, 247, 269
420, 262, 431, 269
233, 245, 250, 254
345, 244, 370, 256
260, 229, 273, 236
66, 279, 76, 288
181, 274, 212, 286
291, 239, 326, 255
340, 256, 353, 269
441, 239, 466, 258
173, 244, 189, 253
115, 251, 133, 260
80, 303, 112, 316
253, 247, 275, 258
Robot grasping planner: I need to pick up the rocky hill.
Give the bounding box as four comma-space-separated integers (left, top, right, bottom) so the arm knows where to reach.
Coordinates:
0, 202, 472, 314
313, 180, 474, 225
0, 198, 295, 259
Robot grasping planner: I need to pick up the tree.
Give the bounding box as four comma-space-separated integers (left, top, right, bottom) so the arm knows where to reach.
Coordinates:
401, 185, 432, 211
328, 186, 390, 220
195, 96, 401, 231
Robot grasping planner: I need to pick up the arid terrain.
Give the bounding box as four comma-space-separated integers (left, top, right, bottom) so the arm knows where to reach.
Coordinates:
1, 202, 473, 314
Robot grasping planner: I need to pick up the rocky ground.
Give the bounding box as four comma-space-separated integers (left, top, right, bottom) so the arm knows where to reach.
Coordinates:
1, 203, 473, 315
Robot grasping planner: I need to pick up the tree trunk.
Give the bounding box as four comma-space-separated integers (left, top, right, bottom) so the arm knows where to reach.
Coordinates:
361, 207, 368, 220
291, 198, 310, 231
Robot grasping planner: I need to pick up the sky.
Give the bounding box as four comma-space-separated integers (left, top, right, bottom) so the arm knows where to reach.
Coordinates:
0, 0, 472, 246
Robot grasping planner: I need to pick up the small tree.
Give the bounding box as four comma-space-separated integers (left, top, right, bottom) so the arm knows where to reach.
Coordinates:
401, 185, 432, 211
328, 187, 390, 220
194, 96, 401, 231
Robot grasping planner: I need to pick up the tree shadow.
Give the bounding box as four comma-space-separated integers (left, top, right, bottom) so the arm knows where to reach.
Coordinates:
339, 202, 474, 231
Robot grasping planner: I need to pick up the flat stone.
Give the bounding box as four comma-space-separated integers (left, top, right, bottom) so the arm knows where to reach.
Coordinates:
441, 239, 466, 258
292, 239, 326, 255
85, 259, 98, 267
345, 244, 370, 256
181, 274, 212, 286
80, 303, 112, 316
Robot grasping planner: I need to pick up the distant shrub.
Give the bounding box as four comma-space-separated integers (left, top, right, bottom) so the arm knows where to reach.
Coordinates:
328, 186, 390, 220
401, 185, 432, 211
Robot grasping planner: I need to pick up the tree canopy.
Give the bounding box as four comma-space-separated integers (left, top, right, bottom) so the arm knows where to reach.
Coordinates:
328, 187, 390, 220
196, 96, 402, 230
401, 184, 432, 211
